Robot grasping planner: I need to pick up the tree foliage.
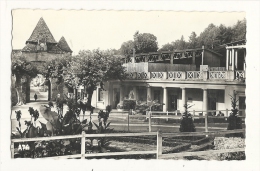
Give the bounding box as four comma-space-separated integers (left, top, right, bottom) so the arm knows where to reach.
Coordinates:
64, 49, 126, 106
159, 18, 246, 52
133, 31, 158, 53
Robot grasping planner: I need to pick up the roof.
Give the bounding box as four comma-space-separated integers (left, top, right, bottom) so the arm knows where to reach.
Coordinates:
22, 44, 37, 52
48, 45, 64, 54
57, 36, 72, 52
26, 17, 57, 44
221, 39, 246, 46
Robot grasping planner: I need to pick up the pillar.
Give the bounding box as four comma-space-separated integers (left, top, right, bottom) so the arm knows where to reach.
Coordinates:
192, 51, 196, 65
232, 48, 235, 71
235, 49, 238, 70
163, 87, 168, 112
170, 53, 174, 64
181, 88, 186, 112
147, 85, 151, 102
226, 49, 229, 71
203, 88, 208, 115
201, 46, 205, 65
120, 84, 124, 101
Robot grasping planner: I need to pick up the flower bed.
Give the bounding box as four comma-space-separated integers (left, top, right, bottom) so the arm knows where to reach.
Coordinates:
213, 137, 245, 160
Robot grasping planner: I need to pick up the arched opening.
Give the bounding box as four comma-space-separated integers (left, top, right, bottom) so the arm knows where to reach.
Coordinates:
30, 74, 49, 102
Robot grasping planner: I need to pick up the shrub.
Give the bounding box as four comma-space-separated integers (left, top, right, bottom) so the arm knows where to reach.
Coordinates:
226, 90, 243, 138
179, 104, 196, 132
214, 137, 245, 160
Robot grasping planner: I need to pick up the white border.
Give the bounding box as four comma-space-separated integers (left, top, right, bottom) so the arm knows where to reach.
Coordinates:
1, 1, 259, 171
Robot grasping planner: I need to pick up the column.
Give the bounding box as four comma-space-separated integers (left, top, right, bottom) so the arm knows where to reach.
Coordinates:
147, 85, 152, 102
201, 46, 205, 65
226, 49, 229, 70
163, 87, 168, 112
203, 88, 208, 115
232, 48, 235, 71
120, 84, 124, 101
192, 51, 196, 65
235, 49, 238, 70
181, 88, 186, 112
170, 53, 174, 64
244, 49, 246, 70
133, 86, 138, 101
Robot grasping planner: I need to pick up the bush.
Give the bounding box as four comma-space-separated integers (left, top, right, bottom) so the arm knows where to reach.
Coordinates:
214, 137, 245, 160
123, 100, 136, 110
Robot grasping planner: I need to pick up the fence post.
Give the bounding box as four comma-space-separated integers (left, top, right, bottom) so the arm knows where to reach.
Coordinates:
166, 111, 168, 122
205, 114, 208, 137
128, 110, 130, 132
226, 109, 229, 117
11, 142, 14, 158
81, 131, 85, 159
149, 111, 152, 132
156, 131, 162, 159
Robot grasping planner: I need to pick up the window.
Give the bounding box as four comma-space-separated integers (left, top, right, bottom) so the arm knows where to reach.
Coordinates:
98, 88, 104, 101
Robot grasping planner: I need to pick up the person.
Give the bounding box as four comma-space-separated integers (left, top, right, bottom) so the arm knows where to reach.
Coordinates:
34, 93, 38, 101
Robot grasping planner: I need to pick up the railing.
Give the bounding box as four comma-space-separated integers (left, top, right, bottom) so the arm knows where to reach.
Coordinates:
235, 70, 245, 80
209, 71, 227, 79
11, 131, 157, 159
124, 70, 244, 81
167, 71, 183, 79
150, 72, 166, 80
186, 71, 202, 79
157, 129, 245, 159
11, 129, 245, 159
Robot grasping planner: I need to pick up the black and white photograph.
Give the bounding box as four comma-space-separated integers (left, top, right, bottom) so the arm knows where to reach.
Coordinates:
0, 1, 259, 171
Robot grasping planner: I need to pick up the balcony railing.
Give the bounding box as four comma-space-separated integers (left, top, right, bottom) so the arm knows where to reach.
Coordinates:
209, 71, 227, 79
235, 70, 245, 80
124, 70, 245, 82
187, 71, 202, 79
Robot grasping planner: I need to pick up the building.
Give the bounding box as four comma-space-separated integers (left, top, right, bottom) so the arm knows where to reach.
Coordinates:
95, 41, 246, 116
11, 17, 73, 102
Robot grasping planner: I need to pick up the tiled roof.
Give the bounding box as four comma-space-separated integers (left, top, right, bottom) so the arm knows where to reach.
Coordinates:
22, 44, 37, 52
26, 17, 57, 44
57, 36, 72, 52
48, 45, 64, 54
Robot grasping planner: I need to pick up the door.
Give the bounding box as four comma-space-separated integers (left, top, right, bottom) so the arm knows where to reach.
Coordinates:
169, 95, 178, 111
239, 96, 246, 116
208, 97, 216, 115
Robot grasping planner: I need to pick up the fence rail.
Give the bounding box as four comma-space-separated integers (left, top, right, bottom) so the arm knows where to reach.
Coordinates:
11, 129, 245, 159
157, 129, 245, 159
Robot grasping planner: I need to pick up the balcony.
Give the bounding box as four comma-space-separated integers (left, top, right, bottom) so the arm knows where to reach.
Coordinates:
125, 70, 245, 82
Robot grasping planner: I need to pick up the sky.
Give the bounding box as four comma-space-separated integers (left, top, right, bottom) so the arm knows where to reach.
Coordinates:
12, 10, 245, 55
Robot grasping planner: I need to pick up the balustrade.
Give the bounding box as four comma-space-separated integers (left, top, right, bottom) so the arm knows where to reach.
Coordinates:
209, 71, 227, 79
124, 70, 243, 82
186, 71, 202, 79
235, 70, 245, 80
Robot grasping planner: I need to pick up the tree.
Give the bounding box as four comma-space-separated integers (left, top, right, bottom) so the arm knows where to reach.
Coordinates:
188, 32, 198, 49
231, 18, 246, 41
120, 40, 134, 57
11, 55, 38, 105
65, 49, 126, 109
158, 43, 175, 52
133, 31, 158, 53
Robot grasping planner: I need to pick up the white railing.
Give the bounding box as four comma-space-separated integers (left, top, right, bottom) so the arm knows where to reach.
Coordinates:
209, 71, 227, 79
235, 70, 245, 80
167, 71, 183, 79
186, 71, 202, 79
136, 72, 149, 80
157, 129, 245, 159
11, 129, 245, 159
150, 72, 165, 80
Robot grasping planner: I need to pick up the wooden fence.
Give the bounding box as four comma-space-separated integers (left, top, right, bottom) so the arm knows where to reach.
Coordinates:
11, 129, 245, 159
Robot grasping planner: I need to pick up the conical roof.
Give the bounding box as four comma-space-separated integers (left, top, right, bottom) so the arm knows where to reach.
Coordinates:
26, 17, 57, 44
57, 36, 72, 52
